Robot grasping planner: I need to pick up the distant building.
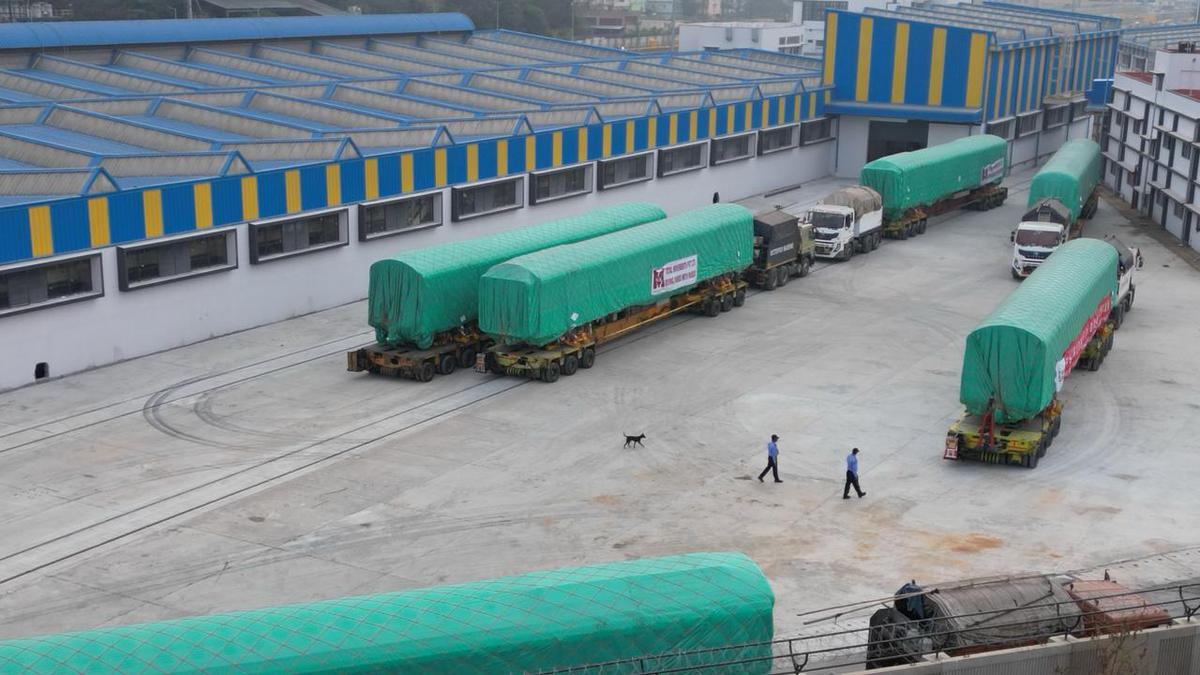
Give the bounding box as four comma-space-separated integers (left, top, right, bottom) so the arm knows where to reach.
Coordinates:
1103, 44, 1200, 252
679, 21, 807, 55
196, 0, 345, 17
0, 1, 61, 21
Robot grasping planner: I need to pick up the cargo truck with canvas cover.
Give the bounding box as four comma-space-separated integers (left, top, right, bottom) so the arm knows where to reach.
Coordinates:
478, 204, 753, 382
748, 208, 814, 289
1011, 140, 1102, 278
347, 203, 665, 382
945, 239, 1120, 468
809, 185, 884, 260
859, 135, 1009, 239
0, 552, 775, 675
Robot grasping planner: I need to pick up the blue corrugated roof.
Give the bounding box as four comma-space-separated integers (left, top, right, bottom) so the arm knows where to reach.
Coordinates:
0, 13, 474, 50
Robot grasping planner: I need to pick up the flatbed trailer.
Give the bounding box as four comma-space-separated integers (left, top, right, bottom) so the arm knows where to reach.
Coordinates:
883, 183, 1008, 239
347, 327, 488, 382
479, 275, 747, 383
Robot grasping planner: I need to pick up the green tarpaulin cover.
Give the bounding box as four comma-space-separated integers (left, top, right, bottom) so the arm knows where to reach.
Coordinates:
860, 135, 1008, 220
960, 239, 1118, 423
0, 552, 774, 675
368, 202, 666, 348
479, 203, 754, 345
1027, 139, 1101, 223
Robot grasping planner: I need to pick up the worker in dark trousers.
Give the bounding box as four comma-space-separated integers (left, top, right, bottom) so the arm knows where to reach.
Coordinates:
758, 434, 782, 483
843, 447, 866, 499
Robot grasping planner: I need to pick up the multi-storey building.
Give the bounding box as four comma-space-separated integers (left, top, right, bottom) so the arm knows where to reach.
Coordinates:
1103, 44, 1200, 252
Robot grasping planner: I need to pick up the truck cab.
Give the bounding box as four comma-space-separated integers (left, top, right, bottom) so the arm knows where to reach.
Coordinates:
1010, 222, 1067, 279
1107, 235, 1143, 326
749, 209, 813, 289
810, 204, 856, 260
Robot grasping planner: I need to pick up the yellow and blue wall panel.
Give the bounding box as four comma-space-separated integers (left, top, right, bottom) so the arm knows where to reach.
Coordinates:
824, 10, 990, 120
0, 89, 830, 265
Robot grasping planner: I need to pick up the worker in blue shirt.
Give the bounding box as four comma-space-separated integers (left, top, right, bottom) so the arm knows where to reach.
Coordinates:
843, 447, 866, 499
758, 434, 782, 483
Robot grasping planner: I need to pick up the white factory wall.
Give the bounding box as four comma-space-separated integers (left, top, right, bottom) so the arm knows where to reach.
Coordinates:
1, 142, 835, 391
834, 116, 870, 177
926, 122, 971, 147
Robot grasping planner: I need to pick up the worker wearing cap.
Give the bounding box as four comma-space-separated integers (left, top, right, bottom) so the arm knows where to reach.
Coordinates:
758, 434, 782, 483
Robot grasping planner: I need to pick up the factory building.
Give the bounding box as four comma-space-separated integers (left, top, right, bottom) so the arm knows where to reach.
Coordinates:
823, 2, 1120, 175
0, 15, 833, 390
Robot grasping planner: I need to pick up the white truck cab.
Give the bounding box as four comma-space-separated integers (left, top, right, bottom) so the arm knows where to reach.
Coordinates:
1010, 222, 1067, 279
810, 187, 884, 261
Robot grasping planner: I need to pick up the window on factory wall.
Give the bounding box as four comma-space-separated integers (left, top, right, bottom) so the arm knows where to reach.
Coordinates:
451, 177, 524, 221
359, 192, 441, 240
530, 164, 593, 204
985, 118, 1014, 140
1016, 112, 1042, 137
1070, 101, 1089, 121
1174, 200, 1186, 219
1133, 119, 1144, 135
710, 132, 756, 165
1043, 105, 1068, 130
800, 118, 834, 145
118, 229, 237, 291
758, 124, 798, 155
0, 253, 103, 318
598, 152, 653, 189
1183, 144, 1193, 161
658, 141, 708, 177
250, 209, 348, 264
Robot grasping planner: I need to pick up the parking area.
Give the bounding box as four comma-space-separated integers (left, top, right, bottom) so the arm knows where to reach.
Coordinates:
2, 166, 1199, 641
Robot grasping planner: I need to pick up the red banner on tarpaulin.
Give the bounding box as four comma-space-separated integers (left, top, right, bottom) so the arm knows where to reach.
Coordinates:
1055, 294, 1111, 390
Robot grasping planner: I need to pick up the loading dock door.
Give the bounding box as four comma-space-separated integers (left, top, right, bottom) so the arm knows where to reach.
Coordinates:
867, 120, 929, 162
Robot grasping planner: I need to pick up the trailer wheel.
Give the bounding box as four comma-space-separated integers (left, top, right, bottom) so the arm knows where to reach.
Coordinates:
720, 294, 734, 312
580, 348, 596, 369
798, 257, 812, 276
1113, 305, 1125, 330
1126, 287, 1135, 312
918, 219, 927, 234
542, 361, 561, 383
870, 233, 880, 251
703, 298, 721, 317
437, 354, 457, 375
458, 348, 477, 370
416, 361, 436, 383
1024, 451, 1040, 469
562, 354, 579, 376
732, 288, 747, 307
895, 225, 908, 241
1051, 416, 1061, 438
763, 269, 778, 290
777, 266, 790, 287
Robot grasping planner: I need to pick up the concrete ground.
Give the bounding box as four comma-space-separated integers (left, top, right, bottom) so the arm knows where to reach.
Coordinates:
2, 166, 1200, 649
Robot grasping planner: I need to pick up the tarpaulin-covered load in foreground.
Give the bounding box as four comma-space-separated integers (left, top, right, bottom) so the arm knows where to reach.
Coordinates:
480, 203, 754, 345
960, 238, 1118, 423
860, 135, 1008, 220
0, 552, 775, 675
368, 202, 666, 349
1027, 139, 1102, 223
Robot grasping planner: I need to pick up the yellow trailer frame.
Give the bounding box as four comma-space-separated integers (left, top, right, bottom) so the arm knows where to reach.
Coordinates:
479, 275, 747, 383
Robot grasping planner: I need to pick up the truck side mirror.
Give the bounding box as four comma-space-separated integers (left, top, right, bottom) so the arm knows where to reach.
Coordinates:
1137, 252, 1144, 268
1010, 231, 1015, 243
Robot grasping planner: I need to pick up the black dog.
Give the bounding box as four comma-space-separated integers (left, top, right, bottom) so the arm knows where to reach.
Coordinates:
623, 433, 646, 448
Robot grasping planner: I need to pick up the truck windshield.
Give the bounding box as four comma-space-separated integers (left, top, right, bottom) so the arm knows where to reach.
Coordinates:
1015, 229, 1061, 247
810, 212, 846, 229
